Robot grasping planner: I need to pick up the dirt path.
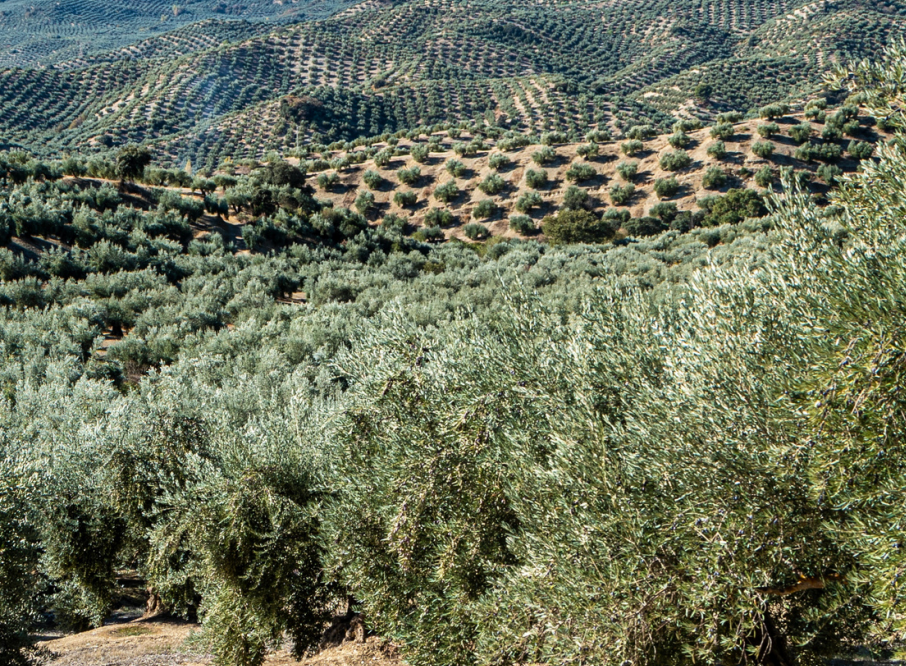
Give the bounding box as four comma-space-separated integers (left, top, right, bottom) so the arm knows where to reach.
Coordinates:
37, 619, 401, 666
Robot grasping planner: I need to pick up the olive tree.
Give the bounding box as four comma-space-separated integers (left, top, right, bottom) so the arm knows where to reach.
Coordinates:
115, 144, 152, 183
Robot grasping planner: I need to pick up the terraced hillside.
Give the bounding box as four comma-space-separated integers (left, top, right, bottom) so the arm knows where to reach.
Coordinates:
4, 102, 884, 265
301, 109, 883, 242
1, 0, 903, 169
0, 0, 360, 68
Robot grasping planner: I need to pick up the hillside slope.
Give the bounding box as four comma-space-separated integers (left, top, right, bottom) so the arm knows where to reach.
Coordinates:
1, 0, 903, 168
295, 109, 885, 242
0, 0, 360, 68
2, 103, 884, 269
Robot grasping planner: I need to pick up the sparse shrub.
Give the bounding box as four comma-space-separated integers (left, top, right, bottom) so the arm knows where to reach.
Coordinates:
478, 173, 506, 195
393, 191, 418, 208
446, 159, 466, 177
488, 153, 511, 171
532, 147, 556, 165
754, 166, 774, 188
316, 172, 340, 190
609, 183, 635, 206
397, 166, 421, 185
702, 166, 727, 189
649, 202, 678, 223
362, 169, 384, 189
508, 215, 536, 235
515, 191, 543, 213
562, 186, 590, 211
707, 141, 727, 159
751, 141, 774, 159
463, 222, 489, 240
621, 140, 644, 156
576, 143, 600, 158
472, 200, 497, 219
659, 150, 692, 172
654, 177, 680, 199
542, 209, 614, 244
434, 181, 459, 203
616, 161, 638, 181
789, 123, 813, 144
669, 131, 690, 148
848, 140, 874, 160
565, 163, 596, 183
423, 208, 455, 227
525, 169, 548, 189
355, 191, 375, 214
710, 123, 734, 140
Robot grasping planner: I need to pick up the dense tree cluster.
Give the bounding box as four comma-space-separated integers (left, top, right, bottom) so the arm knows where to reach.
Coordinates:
1, 36, 905, 666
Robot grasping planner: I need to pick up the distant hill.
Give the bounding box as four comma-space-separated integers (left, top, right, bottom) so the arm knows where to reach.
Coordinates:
0, 0, 903, 171
0, 0, 360, 68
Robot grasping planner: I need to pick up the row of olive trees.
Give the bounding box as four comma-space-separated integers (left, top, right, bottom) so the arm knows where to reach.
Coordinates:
317, 43, 906, 666
0, 123, 897, 666
1, 43, 905, 666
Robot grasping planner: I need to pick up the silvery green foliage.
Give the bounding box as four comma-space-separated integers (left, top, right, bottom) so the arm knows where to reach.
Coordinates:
0, 458, 49, 665
828, 38, 906, 130
317, 95, 906, 666
2, 341, 336, 665
0, 131, 856, 666
321, 271, 868, 665
766, 136, 906, 644
0, 216, 774, 666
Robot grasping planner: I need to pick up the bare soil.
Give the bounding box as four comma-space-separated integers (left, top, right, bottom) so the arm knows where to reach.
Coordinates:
37, 619, 402, 666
